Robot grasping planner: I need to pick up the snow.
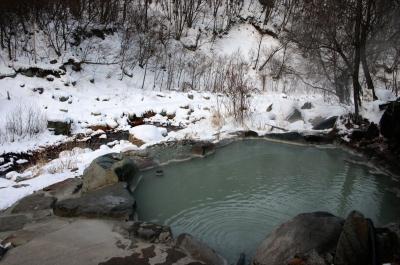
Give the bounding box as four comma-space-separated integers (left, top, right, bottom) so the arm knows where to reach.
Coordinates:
129, 125, 167, 143
211, 23, 279, 59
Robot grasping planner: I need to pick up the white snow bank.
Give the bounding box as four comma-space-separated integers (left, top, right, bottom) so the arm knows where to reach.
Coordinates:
129, 125, 167, 143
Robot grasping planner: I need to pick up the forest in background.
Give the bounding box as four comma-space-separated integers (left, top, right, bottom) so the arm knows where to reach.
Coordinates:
0, 0, 399, 120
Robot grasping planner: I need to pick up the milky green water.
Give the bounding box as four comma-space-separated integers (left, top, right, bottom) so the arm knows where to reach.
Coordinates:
133, 139, 400, 263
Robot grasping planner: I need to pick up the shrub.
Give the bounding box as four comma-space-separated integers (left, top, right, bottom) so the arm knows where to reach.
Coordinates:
222, 53, 254, 124
0, 103, 47, 143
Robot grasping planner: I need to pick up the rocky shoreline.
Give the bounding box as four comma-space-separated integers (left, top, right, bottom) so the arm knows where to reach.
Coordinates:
1, 137, 400, 264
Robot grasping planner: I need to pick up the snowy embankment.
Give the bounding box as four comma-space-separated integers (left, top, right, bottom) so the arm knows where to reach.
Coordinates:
0, 85, 388, 210
0, 23, 393, 210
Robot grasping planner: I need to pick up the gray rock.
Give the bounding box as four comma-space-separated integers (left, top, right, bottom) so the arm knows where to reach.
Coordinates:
252, 212, 343, 265
191, 142, 216, 156
266, 104, 273, 112
305, 249, 328, 265
236, 253, 246, 265
334, 211, 371, 265
312, 116, 338, 130
82, 153, 139, 193
11, 193, 56, 213
43, 177, 82, 200
0, 219, 134, 265
244, 130, 259, 137
286, 249, 328, 265
59, 96, 69, 102
32, 87, 44, 94
0, 215, 28, 232
53, 183, 135, 219
176, 233, 228, 265
301, 102, 313, 110
286, 108, 303, 123
47, 120, 71, 135
376, 222, 400, 263
129, 221, 172, 243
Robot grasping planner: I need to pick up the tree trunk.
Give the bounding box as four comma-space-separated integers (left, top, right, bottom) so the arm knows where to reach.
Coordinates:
360, 0, 377, 100
352, 0, 363, 123
360, 43, 377, 99
141, 62, 148, 89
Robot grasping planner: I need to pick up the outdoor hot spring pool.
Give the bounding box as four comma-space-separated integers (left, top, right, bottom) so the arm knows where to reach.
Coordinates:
133, 139, 400, 263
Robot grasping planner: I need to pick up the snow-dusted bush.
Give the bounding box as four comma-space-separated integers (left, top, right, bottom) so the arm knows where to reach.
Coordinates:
0, 103, 47, 143
222, 54, 254, 124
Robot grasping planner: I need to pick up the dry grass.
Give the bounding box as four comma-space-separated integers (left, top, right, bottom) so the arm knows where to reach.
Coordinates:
46, 148, 83, 174
211, 108, 225, 129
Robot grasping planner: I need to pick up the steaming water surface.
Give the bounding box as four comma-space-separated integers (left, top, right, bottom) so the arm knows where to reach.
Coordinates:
133, 139, 400, 263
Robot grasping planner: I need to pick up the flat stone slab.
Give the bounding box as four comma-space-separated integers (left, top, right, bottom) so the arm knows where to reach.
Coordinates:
0, 215, 28, 232
99, 242, 208, 265
0, 219, 132, 265
53, 183, 135, 219
11, 193, 56, 214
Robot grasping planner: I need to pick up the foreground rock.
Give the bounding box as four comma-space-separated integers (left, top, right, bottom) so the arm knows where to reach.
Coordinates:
53, 183, 135, 219
252, 212, 344, 265
82, 153, 139, 192
176, 233, 228, 265
99, 242, 210, 265
128, 221, 172, 243
376, 223, 400, 263
334, 211, 371, 265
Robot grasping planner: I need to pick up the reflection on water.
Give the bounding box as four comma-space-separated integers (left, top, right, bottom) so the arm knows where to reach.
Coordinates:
133, 139, 400, 264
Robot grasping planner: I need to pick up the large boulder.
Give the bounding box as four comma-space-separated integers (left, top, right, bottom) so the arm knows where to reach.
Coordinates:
176, 233, 228, 265
82, 153, 139, 193
380, 100, 400, 142
376, 223, 400, 263
312, 116, 338, 130
334, 211, 371, 265
47, 120, 71, 136
287, 108, 303, 123
53, 183, 135, 219
252, 212, 344, 265
349, 122, 380, 142
301, 102, 313, 110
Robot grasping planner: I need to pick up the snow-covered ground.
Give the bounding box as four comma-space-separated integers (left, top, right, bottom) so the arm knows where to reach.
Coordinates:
0, 83, 391, 210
